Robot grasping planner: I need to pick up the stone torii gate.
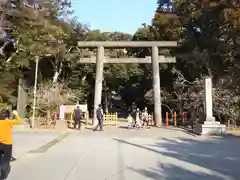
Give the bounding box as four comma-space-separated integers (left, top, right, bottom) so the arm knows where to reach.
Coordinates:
77, 41, 177, 126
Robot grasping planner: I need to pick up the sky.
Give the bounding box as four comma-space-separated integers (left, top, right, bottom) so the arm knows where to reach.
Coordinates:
71, 0, 157, 34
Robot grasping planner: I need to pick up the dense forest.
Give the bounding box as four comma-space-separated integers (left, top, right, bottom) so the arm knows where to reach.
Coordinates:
0, 0, 239, 125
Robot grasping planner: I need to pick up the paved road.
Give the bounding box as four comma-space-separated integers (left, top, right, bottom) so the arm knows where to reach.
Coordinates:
12, 131, 62, 158
8, 127, 240, 180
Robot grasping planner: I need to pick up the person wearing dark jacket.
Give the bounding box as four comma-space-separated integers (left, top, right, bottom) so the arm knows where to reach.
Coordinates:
73, 106, 82, 130
93, 104, 104, 131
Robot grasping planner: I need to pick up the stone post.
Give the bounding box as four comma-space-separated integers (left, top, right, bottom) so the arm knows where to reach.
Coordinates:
204, 77, 214, 121
93, 46, 104, 125
194, 77, 226, 135
151, 46, 162, 126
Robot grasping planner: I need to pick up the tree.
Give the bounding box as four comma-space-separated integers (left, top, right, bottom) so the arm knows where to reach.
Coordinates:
28, 82, 79, 121
128, 0, 240, 125
0, 0, 83, 105
0, 0, 18, 104
173, 0, 240, 121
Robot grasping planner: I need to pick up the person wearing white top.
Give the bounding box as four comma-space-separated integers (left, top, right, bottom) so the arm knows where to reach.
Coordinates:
142, 107, 150, 128
135, 108, 141, 129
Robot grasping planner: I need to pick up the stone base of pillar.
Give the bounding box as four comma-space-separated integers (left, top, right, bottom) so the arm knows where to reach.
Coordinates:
194, 118, 226, 136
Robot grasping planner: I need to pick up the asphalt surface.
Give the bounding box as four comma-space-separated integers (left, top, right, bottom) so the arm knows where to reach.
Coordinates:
7, 126, 240, 180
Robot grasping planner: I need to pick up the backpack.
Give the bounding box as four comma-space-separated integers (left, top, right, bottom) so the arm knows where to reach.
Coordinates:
74, 109, 82, 120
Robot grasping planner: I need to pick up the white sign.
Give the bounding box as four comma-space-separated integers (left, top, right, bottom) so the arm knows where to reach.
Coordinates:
59, 105, 65, 120
64, 104, 88, 113
77, 104, 88, 112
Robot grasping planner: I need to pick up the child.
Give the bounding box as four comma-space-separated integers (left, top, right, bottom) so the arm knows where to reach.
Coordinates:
127, 114, 133, 129
0, 109, 21, 179
135, 108, 141, 129
142, 107, 150, 128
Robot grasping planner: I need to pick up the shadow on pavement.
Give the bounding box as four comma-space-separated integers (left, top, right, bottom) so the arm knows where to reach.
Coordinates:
11, 157, 16, 162
159, 126, 198, 137
118, 124, 198, 137
85, 127, 94, 130
129, 163, 220, 180
118, 126, 129, 129
113, 136, 240, 180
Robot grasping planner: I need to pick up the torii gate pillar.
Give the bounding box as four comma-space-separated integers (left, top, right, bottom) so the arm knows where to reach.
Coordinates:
93, 46, 104, 125
152, 46, 162, 126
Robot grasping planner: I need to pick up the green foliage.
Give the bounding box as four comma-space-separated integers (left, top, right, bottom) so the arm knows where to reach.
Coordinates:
0, 0, 239, 123
0, 103, 9, 109
0, 0, 82, 102
144, 0, 240, 121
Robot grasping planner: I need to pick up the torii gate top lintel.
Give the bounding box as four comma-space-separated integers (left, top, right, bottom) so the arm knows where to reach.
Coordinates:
77, 41, 177, 48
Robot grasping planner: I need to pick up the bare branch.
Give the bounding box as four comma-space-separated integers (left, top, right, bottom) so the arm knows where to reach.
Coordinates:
28, 82, 79, 115
172, 68, 200, 85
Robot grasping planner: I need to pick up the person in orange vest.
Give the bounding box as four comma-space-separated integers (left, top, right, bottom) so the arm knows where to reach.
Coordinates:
0, 109, 22, 179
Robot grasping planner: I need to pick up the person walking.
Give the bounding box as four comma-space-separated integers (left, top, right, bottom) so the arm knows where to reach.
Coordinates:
142, 107, 150, 128
51, 111, 57, 129
135, 108, 142, 129
0, 110, 22, 179
73, 106, 82, 130
93, 104, 104, 131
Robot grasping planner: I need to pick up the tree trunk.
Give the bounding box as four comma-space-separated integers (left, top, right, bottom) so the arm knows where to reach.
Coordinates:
53, 62, 63, 83
105, 91, 108, 113
47, 110, 51, 126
